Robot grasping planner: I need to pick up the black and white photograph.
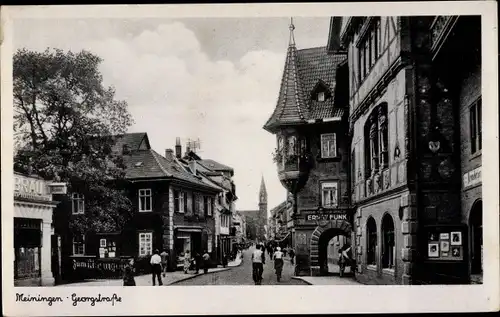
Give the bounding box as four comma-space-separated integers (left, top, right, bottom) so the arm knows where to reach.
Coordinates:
1, 2, 498, 316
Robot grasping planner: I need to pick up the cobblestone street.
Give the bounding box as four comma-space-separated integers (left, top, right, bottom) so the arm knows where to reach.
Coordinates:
173, 247, 307, 286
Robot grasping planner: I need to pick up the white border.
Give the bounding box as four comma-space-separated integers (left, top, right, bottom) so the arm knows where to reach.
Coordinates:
1, 2, 499, 315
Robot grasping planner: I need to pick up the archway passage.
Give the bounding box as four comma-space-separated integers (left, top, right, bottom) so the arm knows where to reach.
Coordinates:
310, 220, 352, 276
470, 200, 482, 276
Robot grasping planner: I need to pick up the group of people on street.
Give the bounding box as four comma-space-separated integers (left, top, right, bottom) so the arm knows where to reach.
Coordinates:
182, 250, 212, 274
251, 242, 291, 285
123, 247, 238, 286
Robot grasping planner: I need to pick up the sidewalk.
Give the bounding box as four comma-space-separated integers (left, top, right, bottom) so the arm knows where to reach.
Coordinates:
57, 253, 243, 287
292, 275, 361, 285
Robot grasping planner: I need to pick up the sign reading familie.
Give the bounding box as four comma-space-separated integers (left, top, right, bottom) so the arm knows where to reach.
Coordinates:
306, 213, 348, 221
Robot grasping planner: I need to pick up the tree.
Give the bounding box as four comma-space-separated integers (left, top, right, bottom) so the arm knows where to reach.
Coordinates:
13, 48, 134, 234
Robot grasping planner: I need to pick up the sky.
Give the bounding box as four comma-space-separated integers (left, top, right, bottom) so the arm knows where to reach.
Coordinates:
13, 17, 331, 214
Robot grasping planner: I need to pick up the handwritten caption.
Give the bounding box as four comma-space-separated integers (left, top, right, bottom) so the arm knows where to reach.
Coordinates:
16, 293, 122, 307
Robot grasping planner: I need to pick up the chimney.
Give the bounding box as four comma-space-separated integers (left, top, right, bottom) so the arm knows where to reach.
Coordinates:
189, 160, 197, 175
122, 144, 130, 155
175, 137, 182, 159
165, 149, 174, 158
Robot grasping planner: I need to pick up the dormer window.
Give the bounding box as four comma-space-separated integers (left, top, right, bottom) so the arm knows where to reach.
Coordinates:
318, 92, 325, 102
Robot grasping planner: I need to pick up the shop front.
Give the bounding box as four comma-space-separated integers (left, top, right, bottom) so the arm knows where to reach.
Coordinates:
13, 173, 64, 286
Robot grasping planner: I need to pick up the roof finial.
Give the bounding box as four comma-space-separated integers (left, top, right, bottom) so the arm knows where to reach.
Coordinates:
289, 17, 295, 46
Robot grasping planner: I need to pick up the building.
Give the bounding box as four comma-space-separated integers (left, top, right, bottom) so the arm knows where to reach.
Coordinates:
13, 172, 65, 286
239, 177, 268, 243
54, 133, 221, 281
338, 16, 479, 284
263, 16, 481, 284
430, 16, 482, 283
180, 141, 238, 264
270, 194, 294, 248
263, 20, 350, 276
232, 210, 246, 244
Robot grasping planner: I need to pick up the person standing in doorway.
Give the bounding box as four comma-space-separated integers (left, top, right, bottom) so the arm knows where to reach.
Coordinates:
150, 249, 163, 286
202, 250, 210, 274
160, 249, 169, 277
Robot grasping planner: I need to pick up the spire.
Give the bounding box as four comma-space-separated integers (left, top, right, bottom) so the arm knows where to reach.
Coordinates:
260, 176, 267, 195
289, 17, 296, 47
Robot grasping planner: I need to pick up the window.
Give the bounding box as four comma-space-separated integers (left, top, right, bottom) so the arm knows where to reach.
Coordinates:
357, 18, 382, 83
174, 190, 186, 213
321, 182, 338, 208
71, 193, 85, 215
351, 150, 356, 187
382, 215, 395, 269
72, 234, 85, 255
364, 103, 388, 178
204, 196, 213, 217
470, 98, 482, 154
367, 218, 377, 266
138, 232, 153, 257
318, 92, 325, 102
321, 133, 337, 158
138, 189, 152, 212
99, 238, 117, 258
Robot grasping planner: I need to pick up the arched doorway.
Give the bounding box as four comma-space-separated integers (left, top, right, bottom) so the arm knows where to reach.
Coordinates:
469, 200, 482, 276
310, 220, 352, 276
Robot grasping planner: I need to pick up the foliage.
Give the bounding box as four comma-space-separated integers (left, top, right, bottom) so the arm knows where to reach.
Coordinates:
13, 48, 134, 234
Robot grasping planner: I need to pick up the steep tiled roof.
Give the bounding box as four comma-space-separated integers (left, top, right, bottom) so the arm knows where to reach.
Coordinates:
198, 159, 234, 174
112, 132, 149, 153
264, 45, 347, 132
118, 133, 220, 192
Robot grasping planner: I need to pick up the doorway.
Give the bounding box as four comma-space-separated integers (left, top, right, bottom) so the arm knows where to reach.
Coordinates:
469, 200, 482, 276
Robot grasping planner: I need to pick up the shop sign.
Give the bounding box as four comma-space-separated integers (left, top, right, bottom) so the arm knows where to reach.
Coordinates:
14, 175, 51, 201
306, 213, 347, 221
463, 167, 481, 189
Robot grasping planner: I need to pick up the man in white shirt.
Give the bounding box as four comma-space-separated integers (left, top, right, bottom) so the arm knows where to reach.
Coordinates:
251, 245, 264, 285
150, 249, 163, 286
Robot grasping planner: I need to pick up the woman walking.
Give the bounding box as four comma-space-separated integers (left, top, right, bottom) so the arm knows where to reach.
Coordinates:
273, 247, 284, 282
183, 251, 191, 274
123, 259, 136, 286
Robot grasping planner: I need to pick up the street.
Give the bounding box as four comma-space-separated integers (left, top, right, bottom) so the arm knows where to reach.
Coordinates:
173, 247, 307, 286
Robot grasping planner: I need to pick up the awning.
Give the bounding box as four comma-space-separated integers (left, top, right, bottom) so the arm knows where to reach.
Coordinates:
175, 226, 202, 233
276, 231, 291, 243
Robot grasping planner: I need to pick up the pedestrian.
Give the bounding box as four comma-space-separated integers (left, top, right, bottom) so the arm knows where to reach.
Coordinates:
194, 252, 201, 274
183, 251, 191, 274
160, 249, 169, 277
150, 249, 163, 286
222, 252, 228, 268
273, 246, 284, 282
283, 246, 287, 258
202, 250, 210, 274
123, 258, 136, 286
251, 244, 264, 285
289, 248, 295, 265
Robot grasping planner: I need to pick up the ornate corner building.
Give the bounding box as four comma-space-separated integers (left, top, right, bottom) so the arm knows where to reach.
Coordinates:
264, 16, 482, 285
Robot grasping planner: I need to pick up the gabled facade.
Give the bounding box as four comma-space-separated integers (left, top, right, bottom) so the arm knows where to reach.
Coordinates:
54, 133, 221, 281
263, 20, 350, 276
338, 15, 479, 285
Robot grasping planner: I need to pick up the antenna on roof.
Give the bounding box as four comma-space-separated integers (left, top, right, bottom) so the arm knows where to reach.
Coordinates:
289, 17, 296, 46
186, 138, 202, 154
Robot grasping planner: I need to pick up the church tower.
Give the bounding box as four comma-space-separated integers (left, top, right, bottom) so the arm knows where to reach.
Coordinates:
258, 176, 268, 241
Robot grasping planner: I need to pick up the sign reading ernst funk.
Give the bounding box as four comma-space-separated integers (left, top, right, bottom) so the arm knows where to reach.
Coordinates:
463, 167, 481, 189
306, 213, 347, 221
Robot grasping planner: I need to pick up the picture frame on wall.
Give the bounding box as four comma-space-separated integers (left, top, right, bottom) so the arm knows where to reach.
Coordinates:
428, 243, 439, 258
440, 240, 450, 252
450, 231, 462, 246
439, 233, 450, 240
452, 246, 461, 257
428, 232, 439, 242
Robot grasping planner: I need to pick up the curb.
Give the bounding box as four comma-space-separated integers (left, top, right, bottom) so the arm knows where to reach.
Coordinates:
168, 256, 244, 285
291, 276, 313, 285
